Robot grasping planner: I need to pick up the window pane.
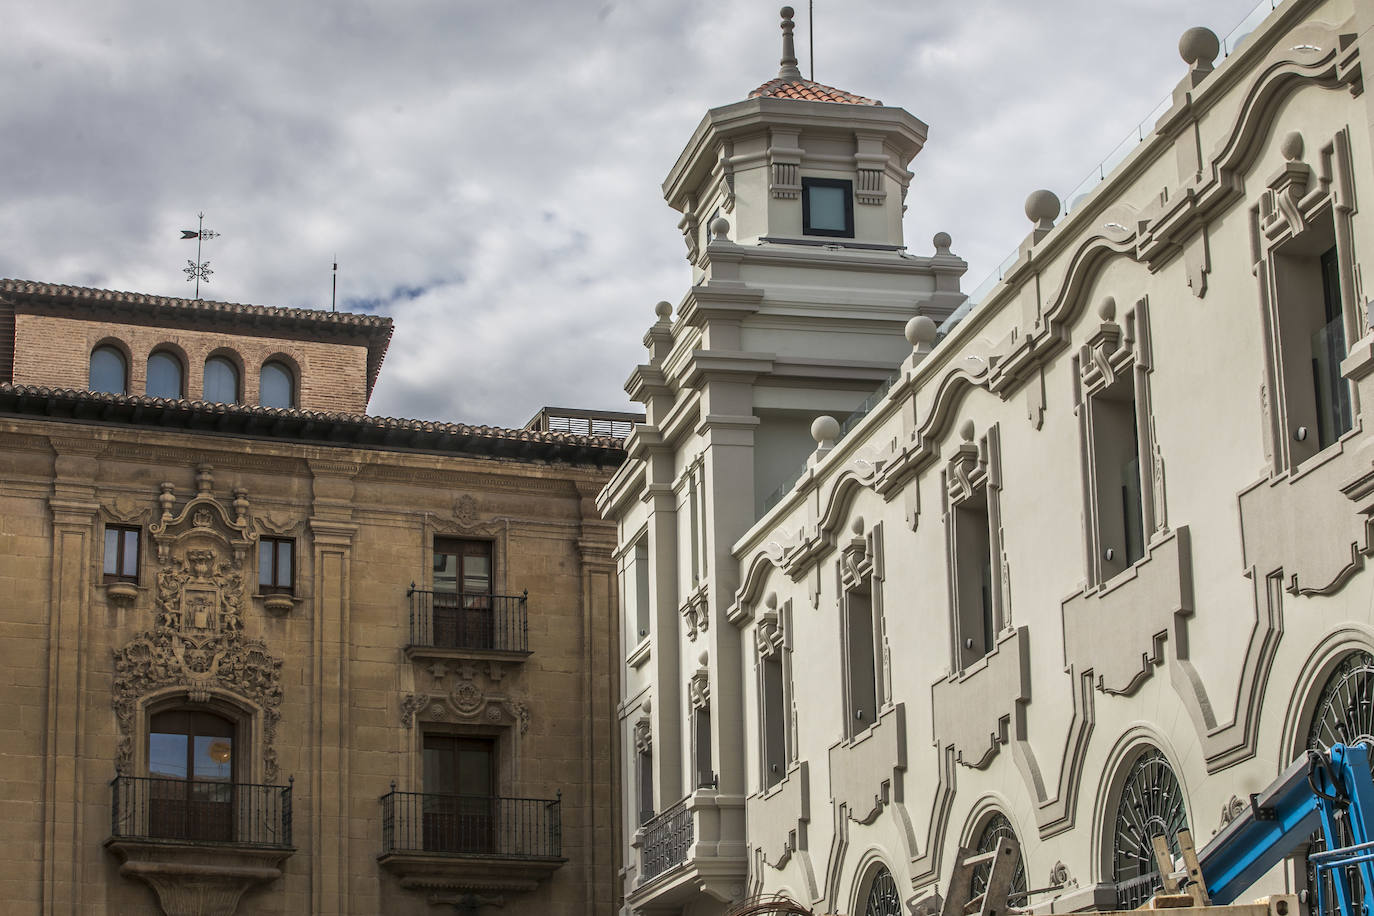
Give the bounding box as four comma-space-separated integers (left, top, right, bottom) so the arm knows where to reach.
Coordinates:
260, 362, 293, 409
462, 555, 490, 593
276, 541, 292, 586
90, 347, 126, 394
120, 529, 139, 578
146, 352, 183, 399
193, 735, 233, 782
104, 528, 120, 576
434, 552, 458, 592
149, 733, 188, 779
808, 185, 847, 231
204, 357, 239, 404
259, 541, 274, 586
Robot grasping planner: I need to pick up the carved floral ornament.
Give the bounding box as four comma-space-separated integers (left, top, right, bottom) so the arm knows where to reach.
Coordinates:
111, 469, 285, 780
401, 663, 530, 734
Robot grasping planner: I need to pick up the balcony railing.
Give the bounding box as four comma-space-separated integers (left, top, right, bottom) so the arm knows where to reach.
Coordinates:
110, 775, 293, 848
641, 796, 693, 882
381, 789, 562, 859
407, 586, 529, 653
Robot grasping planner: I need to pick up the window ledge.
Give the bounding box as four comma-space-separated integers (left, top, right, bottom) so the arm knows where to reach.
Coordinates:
101, 581, 141, 608
627, 636, 652, 669
254, 593, 299, 616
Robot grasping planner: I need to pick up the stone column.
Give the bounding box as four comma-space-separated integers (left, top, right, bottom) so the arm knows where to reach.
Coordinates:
574, 477, 620, 915
307, 459, 359, 916
42, 437, 103, 916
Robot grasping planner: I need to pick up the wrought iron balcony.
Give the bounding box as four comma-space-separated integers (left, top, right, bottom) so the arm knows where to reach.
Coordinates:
110, 775, 293, 848
378, 789, 566, 894
641, 796, 693, 881
406, 586, 530, 657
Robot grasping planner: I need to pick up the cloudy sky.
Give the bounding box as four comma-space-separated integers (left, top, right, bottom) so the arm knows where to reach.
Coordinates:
2, 0, 1272, 427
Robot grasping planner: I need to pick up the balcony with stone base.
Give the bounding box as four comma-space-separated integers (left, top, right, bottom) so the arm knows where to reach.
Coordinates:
628, 789, 748, 911
104, 775, 294, 916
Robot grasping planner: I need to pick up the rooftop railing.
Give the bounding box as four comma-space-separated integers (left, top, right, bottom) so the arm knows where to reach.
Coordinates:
110, 775, 293, 848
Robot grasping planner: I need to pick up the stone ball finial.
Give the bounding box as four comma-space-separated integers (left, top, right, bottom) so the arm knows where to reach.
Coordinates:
1098, 296, 1117, 322
710, 216, 731, 241
1025, 189, 1061, 230
1179, 26, 1220, 68
850, 516, 864, 536
780, 5, 795, 18
959, 419, 975, 443
655, 300, 673, 320
698, 649, 709, 667
1280, 131, 1305, 162
933, 231, 952, 254
905, 315, 938, 347
765, 591, 778, 609
811, 415, 840, 445
642, 697, 652, 714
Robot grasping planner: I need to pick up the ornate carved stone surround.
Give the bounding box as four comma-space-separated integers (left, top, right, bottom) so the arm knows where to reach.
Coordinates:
110, 467, 284, 783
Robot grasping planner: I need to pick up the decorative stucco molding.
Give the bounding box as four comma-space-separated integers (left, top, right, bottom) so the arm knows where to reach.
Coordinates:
931, 627, 1030, 769
828, 703, 906, 827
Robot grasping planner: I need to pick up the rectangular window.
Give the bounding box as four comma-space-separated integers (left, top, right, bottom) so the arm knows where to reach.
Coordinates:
103, 525, 140, 584
257, 537, 294, 594
953, 490, 995, 668
1273, 218, 1354, 464
638, 747, 654, 825
762, 653, 787, 788
1091, 374, 1146, 580
844, 588, 878, 733
433, 538, 494, 649
634, 538, 651, 642
802, 177, 854, 238
422, 734, 495, 854
693, 705, 713, 790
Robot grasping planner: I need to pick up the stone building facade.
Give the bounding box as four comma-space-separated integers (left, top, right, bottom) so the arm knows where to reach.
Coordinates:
0, 280, 627, 915
600, 2, 1374, 915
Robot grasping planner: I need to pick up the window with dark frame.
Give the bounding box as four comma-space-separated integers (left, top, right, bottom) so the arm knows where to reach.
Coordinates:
802, 177, 855, 238
104, 525, 140, 584
258, 537, 294, 595
844, 585, 878, 734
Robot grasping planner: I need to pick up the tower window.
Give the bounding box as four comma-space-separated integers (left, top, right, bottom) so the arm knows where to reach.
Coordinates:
90, 345, 127, 395
146, 350, 184, 399
259, 360, 295, 409
203, 356, 240, 404
802, 177, 854, 238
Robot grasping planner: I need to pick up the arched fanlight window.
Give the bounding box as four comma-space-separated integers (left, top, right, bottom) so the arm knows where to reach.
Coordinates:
146, 350, 184, 399
1111, 747, 1189, 909
970, 812, 1028, 906
863, 866, 903, 916
1305, 651, 1374, 916
203, 355, 240, 404
89, 345, 127, 394
259, 360, 294, 409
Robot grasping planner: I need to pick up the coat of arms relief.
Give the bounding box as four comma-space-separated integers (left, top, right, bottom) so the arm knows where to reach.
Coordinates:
111, 468, 284, 780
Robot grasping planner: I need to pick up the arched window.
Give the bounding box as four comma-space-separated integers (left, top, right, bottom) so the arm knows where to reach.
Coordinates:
1304, 651, 1374, 916
203, 356, 240, 404
970, 813, 1028, 906
147, 709, 235, 841
146, 350, 184, 399
863, 866, 902, 916
1111, 747, 1189, 909
259, 360, 294, 409
89, 345, 127, 394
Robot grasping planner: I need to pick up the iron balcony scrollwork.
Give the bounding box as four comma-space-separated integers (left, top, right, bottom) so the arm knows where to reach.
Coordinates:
640, 796, 693, 882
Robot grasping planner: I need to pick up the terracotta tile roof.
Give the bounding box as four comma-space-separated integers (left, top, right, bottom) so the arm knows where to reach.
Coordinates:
0, 383, 629, 467
749, 78, 880, 105
0, 278, 394, 398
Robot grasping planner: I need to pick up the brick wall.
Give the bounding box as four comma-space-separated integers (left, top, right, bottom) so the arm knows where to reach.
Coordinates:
12, 313, 373, 414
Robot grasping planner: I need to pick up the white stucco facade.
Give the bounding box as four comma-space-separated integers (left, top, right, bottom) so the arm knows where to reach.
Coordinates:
599, 2, 1374, 914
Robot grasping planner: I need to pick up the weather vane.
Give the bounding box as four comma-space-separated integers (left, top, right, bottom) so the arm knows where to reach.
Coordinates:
180, 211, 219, 299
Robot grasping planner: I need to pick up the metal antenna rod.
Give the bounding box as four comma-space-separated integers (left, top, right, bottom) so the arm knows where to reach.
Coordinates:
809, 0, 814, 81
181, 211, 218, 300
331, 258, 338, 312
195, 213, 203, 299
